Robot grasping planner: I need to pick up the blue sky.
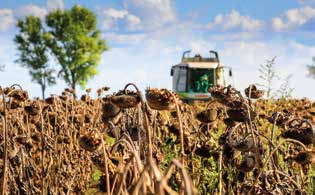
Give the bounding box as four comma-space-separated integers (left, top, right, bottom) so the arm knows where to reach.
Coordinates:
0, 0, 315, 98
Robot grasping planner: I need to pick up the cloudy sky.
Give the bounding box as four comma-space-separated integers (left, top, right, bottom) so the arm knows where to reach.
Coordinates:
1, 0, 315, 98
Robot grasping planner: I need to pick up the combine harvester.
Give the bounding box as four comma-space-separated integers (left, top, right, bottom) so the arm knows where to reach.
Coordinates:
170, 50, 234, 102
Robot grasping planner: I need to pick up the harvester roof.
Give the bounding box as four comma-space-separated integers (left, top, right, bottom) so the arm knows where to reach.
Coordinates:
172, 51, 221, 69
172, 61, 220, 69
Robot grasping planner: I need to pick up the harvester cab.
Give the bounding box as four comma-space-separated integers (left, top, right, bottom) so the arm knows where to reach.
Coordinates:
170, 50, 233, 101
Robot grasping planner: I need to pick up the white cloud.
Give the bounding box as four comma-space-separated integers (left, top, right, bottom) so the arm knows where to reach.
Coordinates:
126, 14, 141, 29
1, 0, 314, 99
102, 8, 141, 30
47, 0, 64, 10
0, 0, 64, 32
207, 10, 264, 31
102, 19, 315, 98
105, 8, 128, 19
102, 8, 127, 30
15, 4, 47, 20
104, 32, 147, 45
190, 40, 216, 54
209, 32, 261, 41
98, 37, 315, 98
102, 19, 115, 30
0, 9, 15, 32
123, 0, 176, 27
272, 6, 315, 31
162, 45, 182, 54
218, 40, 315, 98
102, 0, 176, 31
15, 0, 64, 20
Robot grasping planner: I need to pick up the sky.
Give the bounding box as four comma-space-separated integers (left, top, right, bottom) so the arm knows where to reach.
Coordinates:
0, 0, 315, 99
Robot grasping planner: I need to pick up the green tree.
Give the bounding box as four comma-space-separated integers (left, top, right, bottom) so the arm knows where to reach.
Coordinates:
14, 16, 56, 99
307, 57, 315, 79
45, 5, 108, 93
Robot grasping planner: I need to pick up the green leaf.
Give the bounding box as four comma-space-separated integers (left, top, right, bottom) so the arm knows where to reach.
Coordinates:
92, 169, 103, 181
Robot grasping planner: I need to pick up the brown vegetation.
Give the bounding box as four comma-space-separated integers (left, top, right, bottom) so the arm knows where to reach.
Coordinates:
0, 84, 314, 194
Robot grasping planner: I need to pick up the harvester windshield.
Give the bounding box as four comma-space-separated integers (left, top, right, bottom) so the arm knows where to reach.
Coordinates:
188, 68, 215, 93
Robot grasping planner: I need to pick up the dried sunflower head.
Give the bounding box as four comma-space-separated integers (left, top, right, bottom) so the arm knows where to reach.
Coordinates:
80, 94, 90, 102
281, 128, 314, 145
286, 150, 315, 165
230, 136, 254, 152
145, 88, 178, 111
9, 89, 29, 102
8, 99, 21, 109
268, 110, 292, 127
227, 107, 256, 122
103, 86, 110, 91
195, 108, 218, 123
24, 101, 41, 116
110, 90, 140, 108
244, 84, 264, 99
78, 132, 101, 152
3, 87, 14, 95
102, 101, 120, 119
237, 154, 256, 173
209, 85, 240, 106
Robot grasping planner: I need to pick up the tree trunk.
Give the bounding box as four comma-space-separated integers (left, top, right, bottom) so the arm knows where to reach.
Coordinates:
41, 69, 46, 99
71, 81, 77, 99
41, 85, 45, 99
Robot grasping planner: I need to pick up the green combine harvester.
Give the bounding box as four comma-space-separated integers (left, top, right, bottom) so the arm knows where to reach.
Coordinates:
170, 50, 233, 102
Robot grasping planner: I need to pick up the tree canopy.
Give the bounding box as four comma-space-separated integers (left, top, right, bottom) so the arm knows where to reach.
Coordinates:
14, 5, 108, 98
44, 5, 108, 91
15, 16, 55, 99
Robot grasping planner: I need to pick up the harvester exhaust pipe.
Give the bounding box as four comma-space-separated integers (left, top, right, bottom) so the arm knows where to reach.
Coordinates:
182, 50, 191, 62
209, 50, 219, 62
